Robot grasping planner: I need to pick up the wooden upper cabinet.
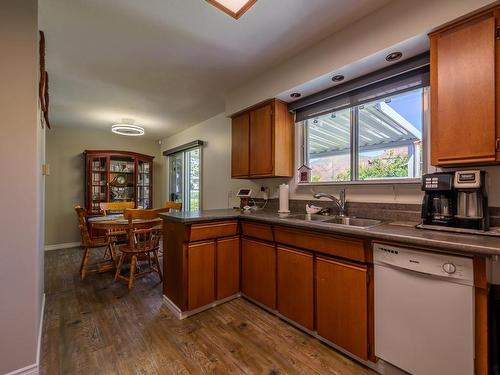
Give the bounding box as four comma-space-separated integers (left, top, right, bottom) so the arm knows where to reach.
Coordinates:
250, 104, 274, 176
231, 112, 250, 177
231, 99, 294, 178
316, 257, 368, 360
430, 9, 500, 166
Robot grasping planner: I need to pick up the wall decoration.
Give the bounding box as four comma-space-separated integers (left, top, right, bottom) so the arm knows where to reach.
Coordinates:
298, 164, 312, 183
39, 31, 50, 129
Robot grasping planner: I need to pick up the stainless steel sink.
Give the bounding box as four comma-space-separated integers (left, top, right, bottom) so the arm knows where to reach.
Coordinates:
285, 214, 331, 221
322, 217, 382, 228
286, 213, 382, 228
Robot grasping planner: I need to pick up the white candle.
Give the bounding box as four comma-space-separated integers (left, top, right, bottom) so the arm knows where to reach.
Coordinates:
278, 184, 290, 213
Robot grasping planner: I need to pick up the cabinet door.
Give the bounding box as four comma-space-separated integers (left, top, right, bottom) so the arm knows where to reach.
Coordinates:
216, 236, 240, 300
187, 241, 215, 310
231, 112, 250, 177
241, 238, 276, 309
316, 257, 368, 359
277, 247, 313, 330
431, 14, 497, 165
250, 104, 274, 176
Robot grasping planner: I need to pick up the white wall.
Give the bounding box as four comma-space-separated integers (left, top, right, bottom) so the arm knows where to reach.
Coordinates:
158, 113, 431, 207
160, 113, 266, 209
161, 1, 500, 209
222, 0, 500, 207
0, 1, 45, 374
226, 0, 496, 115
45, 126, 163, 246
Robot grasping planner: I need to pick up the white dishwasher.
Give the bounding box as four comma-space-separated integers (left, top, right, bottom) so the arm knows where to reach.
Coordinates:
374, 243, 475, 375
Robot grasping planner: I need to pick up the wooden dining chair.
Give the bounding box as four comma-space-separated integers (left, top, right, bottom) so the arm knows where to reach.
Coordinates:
74, 206, 113, 280
115, 209, 163, 289
165, 201, 182, 211
100, 201, 135, 216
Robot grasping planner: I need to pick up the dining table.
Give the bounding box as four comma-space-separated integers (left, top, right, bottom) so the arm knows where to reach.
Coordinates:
87, 214, 162, 267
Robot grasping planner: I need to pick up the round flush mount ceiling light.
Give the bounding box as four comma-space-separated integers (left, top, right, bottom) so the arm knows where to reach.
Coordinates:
332, 74, 345, 82
290, 92, 301, 98
386, 51, 403, 62
111, 123, 145, 136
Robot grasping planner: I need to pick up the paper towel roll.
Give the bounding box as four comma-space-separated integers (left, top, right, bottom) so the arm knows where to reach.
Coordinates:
278, 184, 290, 213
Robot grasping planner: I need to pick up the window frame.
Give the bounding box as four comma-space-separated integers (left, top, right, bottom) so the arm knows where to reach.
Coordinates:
299, 86, 429, 186
167, 145, 203, 211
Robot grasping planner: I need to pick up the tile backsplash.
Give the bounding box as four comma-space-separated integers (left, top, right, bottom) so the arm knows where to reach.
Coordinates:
256, 198, 500, 227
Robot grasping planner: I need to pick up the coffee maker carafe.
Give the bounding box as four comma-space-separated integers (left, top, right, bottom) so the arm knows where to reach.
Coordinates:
421, 172, 455, 226
454, 170, 489, 231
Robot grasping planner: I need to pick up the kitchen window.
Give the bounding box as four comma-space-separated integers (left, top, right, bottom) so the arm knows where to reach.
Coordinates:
292, 53, 430, 184
166, 142, 203, 211
304, 88, 425, 183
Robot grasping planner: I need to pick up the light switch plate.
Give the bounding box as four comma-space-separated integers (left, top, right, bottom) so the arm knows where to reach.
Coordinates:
42, 164, 50, 176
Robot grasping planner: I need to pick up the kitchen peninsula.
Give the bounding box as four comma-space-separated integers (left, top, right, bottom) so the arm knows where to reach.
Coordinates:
161, 208, 499, 374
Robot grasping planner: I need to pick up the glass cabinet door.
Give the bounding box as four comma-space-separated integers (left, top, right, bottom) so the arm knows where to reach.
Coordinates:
109, 156, 135, 205
137, 160, 152, 208
89, 156, 108, 214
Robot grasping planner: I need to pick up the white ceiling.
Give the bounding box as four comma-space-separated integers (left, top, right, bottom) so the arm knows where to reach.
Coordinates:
277, 34, 430, 102
39, 0, 394, 140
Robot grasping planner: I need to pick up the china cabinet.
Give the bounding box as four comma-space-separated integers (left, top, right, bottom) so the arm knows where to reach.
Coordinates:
84, 150, 154, 215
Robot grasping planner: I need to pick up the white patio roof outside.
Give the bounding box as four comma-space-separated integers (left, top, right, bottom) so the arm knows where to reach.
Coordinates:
307, 101, 422, 158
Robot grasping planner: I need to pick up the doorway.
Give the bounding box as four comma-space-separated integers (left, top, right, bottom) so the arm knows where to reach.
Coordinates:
168, 146, 201, 211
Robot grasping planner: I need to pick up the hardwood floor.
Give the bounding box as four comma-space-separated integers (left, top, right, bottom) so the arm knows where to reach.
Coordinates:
41, 248, 375, 375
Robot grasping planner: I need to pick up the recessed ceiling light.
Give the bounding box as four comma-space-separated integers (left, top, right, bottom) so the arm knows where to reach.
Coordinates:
206, 0, 257, 19
332, 74, 345, 82
111, 124, 145, 136
290, 92, 301, 98
386, 51, 403, 62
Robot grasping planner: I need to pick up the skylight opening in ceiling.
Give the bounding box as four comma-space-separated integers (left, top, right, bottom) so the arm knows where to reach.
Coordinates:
206, 0, 257, 19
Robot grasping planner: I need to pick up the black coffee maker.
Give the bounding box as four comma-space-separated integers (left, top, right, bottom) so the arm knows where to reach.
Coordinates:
421, 170, 489, 231
454, 170, 489, 231
421, 172, 455, 226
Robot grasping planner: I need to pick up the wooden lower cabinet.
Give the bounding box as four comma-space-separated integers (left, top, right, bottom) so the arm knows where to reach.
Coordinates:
277, 246, 314, 330
241, 237, 276, 309
316, 256, 368, 360
216, 236, 240, 300
187, 241, 215, 310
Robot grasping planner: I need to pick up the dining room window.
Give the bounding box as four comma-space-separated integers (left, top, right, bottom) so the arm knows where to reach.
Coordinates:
168, 145, 202, 211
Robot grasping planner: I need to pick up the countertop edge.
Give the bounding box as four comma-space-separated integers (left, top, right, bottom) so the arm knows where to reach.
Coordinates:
160, 210, 500, 256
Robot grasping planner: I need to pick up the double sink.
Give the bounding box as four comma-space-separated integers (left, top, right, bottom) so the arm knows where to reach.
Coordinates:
281, 213, 383, 229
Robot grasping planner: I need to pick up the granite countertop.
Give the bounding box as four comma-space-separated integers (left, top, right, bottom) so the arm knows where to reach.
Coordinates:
160, 209, 500, 256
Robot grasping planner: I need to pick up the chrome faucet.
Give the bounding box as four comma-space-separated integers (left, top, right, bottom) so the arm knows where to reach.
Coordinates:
313, 190, 346, 217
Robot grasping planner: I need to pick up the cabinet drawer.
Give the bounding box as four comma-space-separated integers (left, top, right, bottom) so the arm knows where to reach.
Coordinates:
189, 221, 238, 242
241, 221, 273, 242
274, 226, 366, 262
